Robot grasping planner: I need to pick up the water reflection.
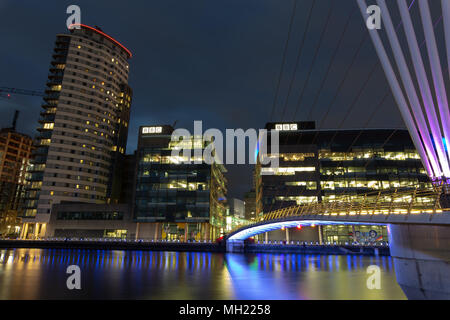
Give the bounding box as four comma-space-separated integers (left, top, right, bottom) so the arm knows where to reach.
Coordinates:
0, 249, 405, 300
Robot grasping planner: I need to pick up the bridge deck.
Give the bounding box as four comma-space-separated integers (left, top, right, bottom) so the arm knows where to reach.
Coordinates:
227, 186, 450, 240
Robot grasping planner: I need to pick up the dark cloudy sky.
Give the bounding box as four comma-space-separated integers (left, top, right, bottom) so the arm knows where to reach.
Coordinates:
0, 0, 446, 198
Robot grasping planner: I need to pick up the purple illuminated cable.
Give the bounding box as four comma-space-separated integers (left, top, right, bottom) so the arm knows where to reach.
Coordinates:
378, 0, 446, 177
357, 0, 436, 177
419, 0, 450, 178
398, 0, 450, 177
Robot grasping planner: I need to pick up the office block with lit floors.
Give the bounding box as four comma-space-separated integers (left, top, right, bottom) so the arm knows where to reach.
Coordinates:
256, 122, 430, 244
133, 125, 228, 241
21, 24, 133, 238
0, 112, 34, 238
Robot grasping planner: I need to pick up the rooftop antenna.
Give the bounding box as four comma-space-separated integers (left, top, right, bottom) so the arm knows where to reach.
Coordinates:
12, 110, 19, 130
172, 120, 178, 128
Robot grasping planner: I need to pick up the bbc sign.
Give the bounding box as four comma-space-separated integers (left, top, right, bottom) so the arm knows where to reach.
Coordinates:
275, 123, 298, 131
142, 126, 163, 134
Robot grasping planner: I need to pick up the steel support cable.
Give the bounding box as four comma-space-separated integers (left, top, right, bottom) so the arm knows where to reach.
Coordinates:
399, 2, 448, 175
256, 1, 432, 222
291, 3, 334, 121
316, 0, 416, 133
316, 35, 368, 131
269, 0, 299, 121
363, 129, 398, 172
326, 91, 390, 179
305, 7, 358, 121
442, 0, 450, 87
324, 61, 380, 150
261, 0, 417, 217
383, 0, 449, 177
294, 33, 372, 159
309, 68, 386, 204
317, 8, 443, 153
278, 2, 336, 150
265, 2, 334, 216
313, 1, 443, 204
358, 0, 436, 177
319, 94, 394, 204
418, 0, 450, 175
319, 5, 446, 202
280, 0, 317, 121
312, 1, 440, 157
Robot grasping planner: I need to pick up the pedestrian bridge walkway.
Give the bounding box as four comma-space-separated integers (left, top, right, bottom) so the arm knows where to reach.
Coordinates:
227, 185, 450, 241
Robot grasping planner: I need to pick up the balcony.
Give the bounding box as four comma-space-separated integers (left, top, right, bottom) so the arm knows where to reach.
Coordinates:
43, 93, 60, 101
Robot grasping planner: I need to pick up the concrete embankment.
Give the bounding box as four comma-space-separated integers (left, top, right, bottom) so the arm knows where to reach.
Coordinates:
245, 244, 390, 256
0, 240, 389, 256
0, 240, 224, 252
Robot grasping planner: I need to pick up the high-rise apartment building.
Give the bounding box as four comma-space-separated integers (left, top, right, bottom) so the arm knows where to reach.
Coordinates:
22, 24, 132, 238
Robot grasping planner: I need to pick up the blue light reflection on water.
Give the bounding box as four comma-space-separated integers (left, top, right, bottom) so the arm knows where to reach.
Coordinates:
0, 248, 405, 300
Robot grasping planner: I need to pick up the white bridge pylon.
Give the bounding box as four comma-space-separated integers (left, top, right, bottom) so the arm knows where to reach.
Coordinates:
358, 0, 450, 181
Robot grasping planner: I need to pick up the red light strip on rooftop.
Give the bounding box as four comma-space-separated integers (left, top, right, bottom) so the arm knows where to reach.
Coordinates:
68, 24, 132, 58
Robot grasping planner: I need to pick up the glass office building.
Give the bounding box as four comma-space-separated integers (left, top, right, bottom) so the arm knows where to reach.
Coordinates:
256, 122, 430, 244
134, 125, 227, 241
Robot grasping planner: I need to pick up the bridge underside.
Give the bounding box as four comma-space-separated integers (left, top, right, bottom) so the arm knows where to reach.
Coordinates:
227, 218, 385, 241
227, 211, 450, 241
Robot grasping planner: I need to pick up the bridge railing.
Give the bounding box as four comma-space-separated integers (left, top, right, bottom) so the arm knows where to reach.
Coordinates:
230, 185, 450, 233
261, 186, 447, 222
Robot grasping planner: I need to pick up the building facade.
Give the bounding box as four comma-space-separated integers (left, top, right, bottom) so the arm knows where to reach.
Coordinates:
244, 190, 256, 221
0, 120, 34, 237
46, 203, 135, 239
133, 125, 227, 241
256, 122, 430, 243
38, 152, 137, 239
228, 198, 245, 218
22, 24, 132, 238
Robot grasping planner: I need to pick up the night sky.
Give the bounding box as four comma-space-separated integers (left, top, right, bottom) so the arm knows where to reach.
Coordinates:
0, 0, 446, 198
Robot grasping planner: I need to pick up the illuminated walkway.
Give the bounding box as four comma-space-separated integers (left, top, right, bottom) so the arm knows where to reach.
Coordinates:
227, 186, 450, 241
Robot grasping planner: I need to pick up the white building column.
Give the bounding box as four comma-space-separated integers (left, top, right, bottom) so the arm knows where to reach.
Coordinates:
135, 222, 140, 240
318, 225, 323, 245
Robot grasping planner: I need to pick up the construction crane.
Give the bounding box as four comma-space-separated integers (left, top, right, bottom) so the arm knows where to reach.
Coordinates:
0, 87, 44, 99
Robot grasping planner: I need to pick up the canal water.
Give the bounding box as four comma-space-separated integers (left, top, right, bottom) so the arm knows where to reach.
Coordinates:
0, 248, 406, 299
